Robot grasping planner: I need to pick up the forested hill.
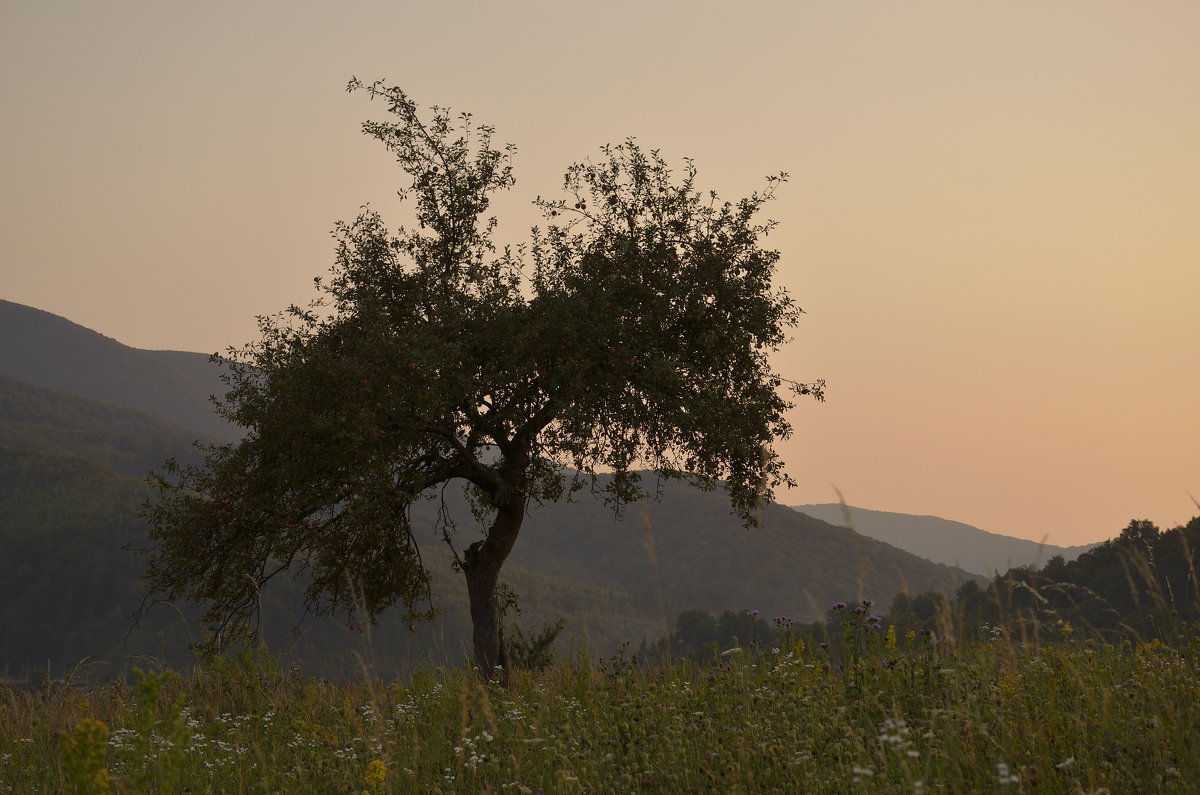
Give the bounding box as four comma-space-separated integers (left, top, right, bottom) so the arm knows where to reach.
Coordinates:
502, 476, 986, 624
0, 446, 196, 677
0, 300, 982, 679
0, 299, 236, 441
0, 374, 213, 477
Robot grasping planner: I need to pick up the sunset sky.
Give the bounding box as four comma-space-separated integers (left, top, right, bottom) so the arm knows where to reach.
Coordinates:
3, 1, 1197, 546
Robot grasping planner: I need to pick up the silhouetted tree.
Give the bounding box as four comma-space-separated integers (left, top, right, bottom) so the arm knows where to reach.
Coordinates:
140, 80, 823, 675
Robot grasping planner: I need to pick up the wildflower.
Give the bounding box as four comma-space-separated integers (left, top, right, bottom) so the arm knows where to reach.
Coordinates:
866, 615, 882, 625
862, 598, 874, 607
831, 602, 846, 611
886, 625, 900, 658
747, 609, 759, 618
997, 762, 1020, 786
853, 606, 865, 614
364, 759, 387, 794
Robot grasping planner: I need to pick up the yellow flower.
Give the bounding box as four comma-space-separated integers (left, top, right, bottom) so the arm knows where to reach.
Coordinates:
885, 625, 899, 659
59, 718, 111, 795
365, 758, 387, 794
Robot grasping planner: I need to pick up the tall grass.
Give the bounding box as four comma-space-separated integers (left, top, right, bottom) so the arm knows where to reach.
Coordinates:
3, 616, 1198, 793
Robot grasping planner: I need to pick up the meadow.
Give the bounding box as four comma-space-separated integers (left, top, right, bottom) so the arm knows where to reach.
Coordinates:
4, 609, 1198, 794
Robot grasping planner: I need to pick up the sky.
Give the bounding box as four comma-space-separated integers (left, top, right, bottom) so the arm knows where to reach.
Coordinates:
2, 1, 1197, 546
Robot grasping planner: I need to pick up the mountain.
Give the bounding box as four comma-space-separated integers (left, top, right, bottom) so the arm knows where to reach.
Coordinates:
0, 445, 199, 678
0, 299, 237, 441
504, 480, 984, 624
0, 373, 214, 477
0, 438, 658, 680
791, 504, 1096, 577
0, 454, 981, 680
0, 300, 982, 679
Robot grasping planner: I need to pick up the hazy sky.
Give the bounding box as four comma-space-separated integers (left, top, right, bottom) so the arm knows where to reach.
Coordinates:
3, 1, 1197, 545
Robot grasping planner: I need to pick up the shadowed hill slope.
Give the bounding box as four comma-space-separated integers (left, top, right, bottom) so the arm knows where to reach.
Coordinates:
0, 302, 983, 677
498, 478, 986, 625
0, 374, 214, 477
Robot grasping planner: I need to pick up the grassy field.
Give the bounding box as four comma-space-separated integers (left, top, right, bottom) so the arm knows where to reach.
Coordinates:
3, 615, 1198, 793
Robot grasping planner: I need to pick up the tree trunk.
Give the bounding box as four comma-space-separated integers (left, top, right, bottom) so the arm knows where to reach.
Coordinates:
462, 477, 525, 680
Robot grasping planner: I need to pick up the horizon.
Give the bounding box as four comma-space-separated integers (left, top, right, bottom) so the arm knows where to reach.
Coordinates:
3, 1, 1197, 546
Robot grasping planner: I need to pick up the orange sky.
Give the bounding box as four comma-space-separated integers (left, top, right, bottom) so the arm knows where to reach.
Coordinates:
2, 1, 1197, 545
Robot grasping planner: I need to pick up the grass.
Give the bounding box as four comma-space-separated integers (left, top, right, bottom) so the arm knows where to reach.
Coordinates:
3, 617, 1199, 793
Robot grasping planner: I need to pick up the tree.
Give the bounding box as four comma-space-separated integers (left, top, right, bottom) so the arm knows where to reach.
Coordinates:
139, 80, 823, 676
674, 609, 719, 655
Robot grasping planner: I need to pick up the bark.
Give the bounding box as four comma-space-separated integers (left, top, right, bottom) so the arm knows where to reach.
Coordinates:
462, 464, 526, 680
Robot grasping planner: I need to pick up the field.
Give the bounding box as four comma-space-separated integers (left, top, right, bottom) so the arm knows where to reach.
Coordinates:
4, 614, 1198, 794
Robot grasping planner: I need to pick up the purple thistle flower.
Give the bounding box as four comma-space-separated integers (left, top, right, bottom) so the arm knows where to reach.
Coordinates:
866, 615, 882, 625
862, 598, 874, 607
853, 605, 865, 614
831, 602, 847, 611
747, 609, 759, 618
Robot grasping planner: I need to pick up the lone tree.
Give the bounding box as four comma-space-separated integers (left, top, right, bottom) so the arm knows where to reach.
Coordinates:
140, 79, 823, 675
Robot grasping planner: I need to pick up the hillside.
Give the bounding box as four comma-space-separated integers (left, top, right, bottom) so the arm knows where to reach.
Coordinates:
0, 447, 193, 676
792, 504, 1096, 577
0, 444, 661, 679
0, 374, 214, 477
0, 455, 979, 679
0, 300, 981, 678
0, 299, 237, 441
506, 479, 985, 625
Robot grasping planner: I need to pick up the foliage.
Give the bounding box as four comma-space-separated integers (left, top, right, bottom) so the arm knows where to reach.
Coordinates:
670, 608, 773, 659
507, 618, 566, 672
890, 515, 1200, 646
58, 717, 110, 794
139, 80, 822, 671
7, 632, 1200, 792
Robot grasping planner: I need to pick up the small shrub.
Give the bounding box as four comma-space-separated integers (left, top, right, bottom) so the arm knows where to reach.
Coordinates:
508, 619, 565, 672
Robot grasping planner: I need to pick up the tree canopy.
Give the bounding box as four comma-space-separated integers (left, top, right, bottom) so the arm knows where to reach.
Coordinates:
141, 79, 823, 674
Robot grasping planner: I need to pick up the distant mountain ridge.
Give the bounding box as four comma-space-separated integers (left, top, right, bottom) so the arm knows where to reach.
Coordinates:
791, 504, 1097, 577
0, 299, 237, 441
